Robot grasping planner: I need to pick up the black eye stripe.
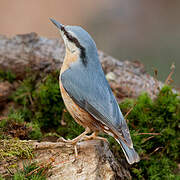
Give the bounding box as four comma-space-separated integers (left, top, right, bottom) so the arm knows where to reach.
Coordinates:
61, 26, 87, 66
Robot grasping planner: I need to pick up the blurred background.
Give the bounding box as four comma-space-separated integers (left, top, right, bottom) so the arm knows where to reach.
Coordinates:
0, 0, 180, 85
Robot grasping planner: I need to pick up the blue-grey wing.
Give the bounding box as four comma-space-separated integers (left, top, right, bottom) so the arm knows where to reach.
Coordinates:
61, 61, 132, 147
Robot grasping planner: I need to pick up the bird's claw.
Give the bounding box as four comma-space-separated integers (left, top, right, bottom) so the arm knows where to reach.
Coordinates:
82, 133, 108, 143
57, 137, 77, 144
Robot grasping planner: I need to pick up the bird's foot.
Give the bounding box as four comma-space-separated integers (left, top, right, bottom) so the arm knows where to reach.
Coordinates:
57, 127, 91, 144
58, 137, 78, 144
83, 132, 108, 143
58, 137, 78, 157
57, 127, 91, 157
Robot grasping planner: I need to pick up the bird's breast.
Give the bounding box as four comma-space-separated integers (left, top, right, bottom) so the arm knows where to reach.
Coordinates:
59, 81, 102, 132
60, 48, 79, 75
59, 48, 99, 130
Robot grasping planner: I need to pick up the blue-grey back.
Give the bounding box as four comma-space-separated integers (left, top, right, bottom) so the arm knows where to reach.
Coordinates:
61, 55, 132, 147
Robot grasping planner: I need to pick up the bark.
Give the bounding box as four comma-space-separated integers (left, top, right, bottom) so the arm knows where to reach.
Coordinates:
0, 140, 131, 180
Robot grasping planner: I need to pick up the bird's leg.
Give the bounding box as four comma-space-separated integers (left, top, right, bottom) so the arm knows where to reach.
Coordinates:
58, 127, 91, 145
83, 132, 108, 143
58, 127, 91, 157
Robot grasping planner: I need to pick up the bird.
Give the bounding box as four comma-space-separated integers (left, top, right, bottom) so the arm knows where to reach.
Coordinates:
50, 18, 140, 164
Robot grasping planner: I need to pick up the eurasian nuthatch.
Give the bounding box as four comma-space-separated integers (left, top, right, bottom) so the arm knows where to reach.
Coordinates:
50, 18, 140, 164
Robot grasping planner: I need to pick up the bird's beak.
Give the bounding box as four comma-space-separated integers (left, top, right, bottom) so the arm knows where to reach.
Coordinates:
50, 18, 67, 46
50, 18, 63, 30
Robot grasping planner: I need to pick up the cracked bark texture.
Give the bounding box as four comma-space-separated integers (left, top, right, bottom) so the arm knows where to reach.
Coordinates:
0, 33, 163, 101
0, 140, 131, 180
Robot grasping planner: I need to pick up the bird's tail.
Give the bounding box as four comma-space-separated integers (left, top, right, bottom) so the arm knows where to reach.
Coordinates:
116, 138, 140, 164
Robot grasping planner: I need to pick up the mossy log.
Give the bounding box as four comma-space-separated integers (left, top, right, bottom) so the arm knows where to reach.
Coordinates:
0, 33, 163, 101
0, 139, 131, 180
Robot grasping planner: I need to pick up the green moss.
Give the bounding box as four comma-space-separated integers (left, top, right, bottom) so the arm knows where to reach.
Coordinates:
32, 73, 64, 128
9, 70, 84, 140
0, 109, 38, 140
0, 139, 51, 179
2, 161, 50, 179
26, 123, 42, 140
0, 119, 7, 128
0, 176, 5, 180
7, 108, 25, 124
13, 173, 26, 180
0, 69, 16, 83
11, 71, 65, 130
118, 85, 180, 179
0, 138, 33, 161
12, 162, 48, 180
11, 73, 37, 107
0, 119, 8, 139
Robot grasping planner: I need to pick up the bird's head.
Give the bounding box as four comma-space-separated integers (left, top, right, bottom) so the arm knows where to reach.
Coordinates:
50, 18, 98, 66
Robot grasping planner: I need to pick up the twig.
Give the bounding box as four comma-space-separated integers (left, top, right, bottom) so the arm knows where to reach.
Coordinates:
142, 136, 155, 143
124, 103, 136, 119
0, 116, 7, 120
26, 165, 42, 177
28, 92, 34, 105
149, 147, 163, 156
60, 108, 67, 126
136, 132, 161, 135
25, 158, 53, 177
154, 68, 158, 79
6, 167, 14, 175
153, 68, 160, 94
16, 92, 29, 99
165, 63, 175, 85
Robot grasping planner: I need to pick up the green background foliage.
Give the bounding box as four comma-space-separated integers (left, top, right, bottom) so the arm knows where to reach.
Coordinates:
0, 161, 50, 180
119, 86, 180, 179
0, 70, 16, 83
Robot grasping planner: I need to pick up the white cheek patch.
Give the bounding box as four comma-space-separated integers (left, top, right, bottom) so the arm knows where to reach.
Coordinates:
60, 30, 79, 54
68, 41, 77, 53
